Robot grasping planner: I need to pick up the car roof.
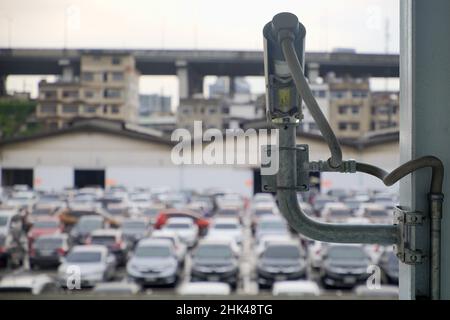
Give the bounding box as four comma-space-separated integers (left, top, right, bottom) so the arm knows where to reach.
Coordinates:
212, 217, 240, 224
166, 217, 194, 224
137, 238, 172, 246
36, 233, 68, 241
272, 280, 320, 295
198, 238, 235, 246
91, 229, 121, 236
72, 245, 108, 253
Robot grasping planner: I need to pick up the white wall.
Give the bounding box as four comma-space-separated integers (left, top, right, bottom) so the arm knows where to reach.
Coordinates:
34, 166, 73, 192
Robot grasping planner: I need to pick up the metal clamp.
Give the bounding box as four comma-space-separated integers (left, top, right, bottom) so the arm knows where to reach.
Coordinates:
309, 159, 357, 173
393, 206, 426, 265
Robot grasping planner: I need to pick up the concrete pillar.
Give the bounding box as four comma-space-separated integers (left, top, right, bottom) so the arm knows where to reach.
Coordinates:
399, 0, 450, 299
307, 62, 320, 84
176, 60, 189, 99
176, 60, 204, 99
0, 74, 7, 96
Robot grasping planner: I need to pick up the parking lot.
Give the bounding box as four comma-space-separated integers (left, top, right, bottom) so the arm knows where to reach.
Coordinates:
0, 185, 399, 299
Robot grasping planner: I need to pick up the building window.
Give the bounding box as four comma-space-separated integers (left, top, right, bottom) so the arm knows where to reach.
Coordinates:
350, 122, 360, 130
111, 105, 120, 114
352, 90, 368, 98
222, 107, 230, 114
112, 72, 124, 81
40, 103, 57, 115
331, 91, 346, 99
82, 72, 94, 81
209, 108, 217, 114
62, 104, 78, 114
338, 105, 348, 114
338, 122, 347, 130
182, 108, 190, 115
104, 89, 121, 98
62, 90, 79, 99
103, 73, 108, 82
42, 91, 57, 99
84, 105, 97, 113
112, 57, 121, 65
84, 90, 95, 98
351, 106, 359, 114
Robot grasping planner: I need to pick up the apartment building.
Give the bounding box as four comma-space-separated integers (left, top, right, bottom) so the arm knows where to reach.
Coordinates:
36, 54, 139, 129
177, 98, 229, 134
328, 78, 371, 139
370, 91, 400, 131
301, 82, 330, 134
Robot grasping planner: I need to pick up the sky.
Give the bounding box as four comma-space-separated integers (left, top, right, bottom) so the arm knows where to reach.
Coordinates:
0, 0, 400, 104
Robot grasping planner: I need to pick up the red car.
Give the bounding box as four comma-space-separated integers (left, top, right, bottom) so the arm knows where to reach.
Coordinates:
154, 209, 210, 235
27, 216, 63, 243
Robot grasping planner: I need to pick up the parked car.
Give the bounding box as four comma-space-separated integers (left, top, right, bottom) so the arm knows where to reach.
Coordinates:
126, 238, 179, 287
87, 229, 128, 266
312, 194, 338, 215
58, 245, 116, 288
0, 209, 27, 267
141, 204, 166, 224
69, 215, 106, 244
321, 203, 353, 223
121, 217, 151, 247
378, 248, 399, 284
162, 217, 199, 248
272, 280, 320, 297
30, 234, 70, 268
177, 282, 231, 296
214, 207, 243, 223
319, 244, 371, 289
255, 215, 290, 243
151, 229, 187, 265
257, 240, 307, 288
354, 284, 399, 299
27, 216, 62, 243
190, 239, 240, 288
207, 217, 243, 245
360, 204, 392, 224
154, 209, 209, 236
0, 273, 61, 295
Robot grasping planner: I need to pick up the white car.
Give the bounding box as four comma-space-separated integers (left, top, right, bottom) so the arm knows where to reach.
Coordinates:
178, 282, 231, 296
255, 215, 290, 243
321, 202, 353, 222
151, 229, 187, 264
207, 217, 243, 245
163, 217, 198, 247
272, 280, 320, 297
58, 245, 116, 288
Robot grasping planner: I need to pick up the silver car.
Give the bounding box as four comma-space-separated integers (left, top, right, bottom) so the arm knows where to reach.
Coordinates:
58, 245, 116, 288
127, 238, 179, 286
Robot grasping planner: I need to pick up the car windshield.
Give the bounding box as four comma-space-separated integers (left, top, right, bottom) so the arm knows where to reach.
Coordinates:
366, 210, 388, 217
263, 245, 301, 259
35, 238, 63, 249
259, 220, 286, 230
327, 246, 368, 260
143, 209, 159, 217
213, 223, 238, 230
329, 210, 352, 217
218, 210, 238, 216
91, 236, 116, 245
195, 244, 233, 259
135, 245, 171, 258
32, 208, 53, 216
33, 220, 58, 228
77, 219, 102, 232
66, 251, 102, 263
166, 223, 190, 229
40, 195, 60, 202
0, 216, 8, 226
254, 210, 273, 216
107, 208, 127, 216
123, 222, 146, 230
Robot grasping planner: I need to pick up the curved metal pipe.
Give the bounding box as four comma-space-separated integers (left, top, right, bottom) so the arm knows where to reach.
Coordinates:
356, 158, 444, 300
280, 37, 343, 168
276, 125, 398, 245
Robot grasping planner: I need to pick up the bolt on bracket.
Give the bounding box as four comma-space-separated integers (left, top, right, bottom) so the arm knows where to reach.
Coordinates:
393, 206, 426, 265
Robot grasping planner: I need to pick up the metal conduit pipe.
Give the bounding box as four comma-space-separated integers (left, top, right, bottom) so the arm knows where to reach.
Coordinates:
276, 124, 398, 245
280, 37, 343, 168
356, 157, 444, 300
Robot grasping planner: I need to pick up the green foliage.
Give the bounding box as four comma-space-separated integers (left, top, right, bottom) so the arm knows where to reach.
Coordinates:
0, 99, 37, 138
